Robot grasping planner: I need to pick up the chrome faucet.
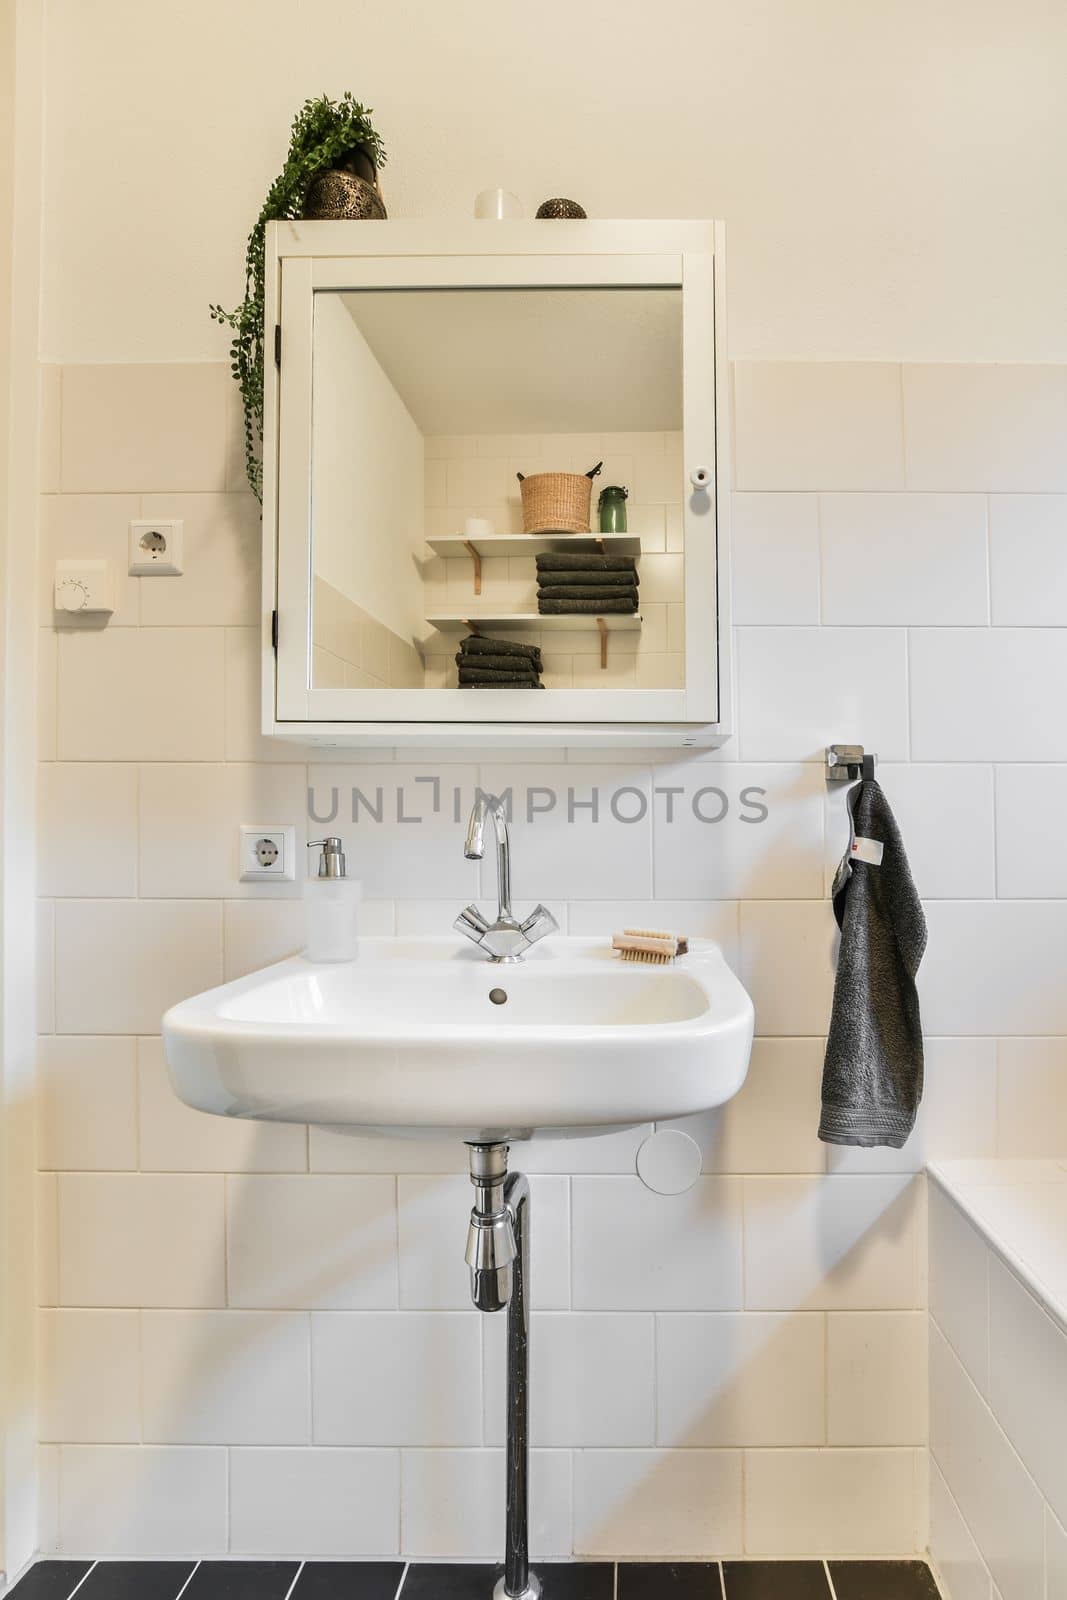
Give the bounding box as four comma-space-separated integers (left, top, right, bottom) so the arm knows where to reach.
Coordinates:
454, 792, 558, 963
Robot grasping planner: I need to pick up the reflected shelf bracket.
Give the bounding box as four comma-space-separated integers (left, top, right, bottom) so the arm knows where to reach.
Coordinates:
462, 541, 483, 597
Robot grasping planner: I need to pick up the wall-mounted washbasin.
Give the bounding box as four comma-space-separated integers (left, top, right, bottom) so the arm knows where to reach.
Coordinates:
162, 935, 754, 1143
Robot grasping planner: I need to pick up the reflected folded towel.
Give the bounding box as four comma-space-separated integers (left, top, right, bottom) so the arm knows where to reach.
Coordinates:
534, 569, 638, 588
538, 596, 639, 614
537, 553, 636, 573
538, 586, 639, 603
460, 682, 542, 691
458, 665, 541, 685
455, 651, 543, 673
459, 634, 542, 666
819, 779, 928, 1149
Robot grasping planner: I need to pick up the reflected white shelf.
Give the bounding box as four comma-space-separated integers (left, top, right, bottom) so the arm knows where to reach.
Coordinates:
426, 611, 642, 633
426, 532, 641, 559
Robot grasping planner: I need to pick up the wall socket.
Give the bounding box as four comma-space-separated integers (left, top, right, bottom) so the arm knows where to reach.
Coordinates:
129, 518, 183, 576
239, 825, 297, 881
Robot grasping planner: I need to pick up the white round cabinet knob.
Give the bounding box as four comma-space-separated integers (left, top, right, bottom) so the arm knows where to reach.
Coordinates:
689, 466, 712, 490
636, 1128, 703, 1195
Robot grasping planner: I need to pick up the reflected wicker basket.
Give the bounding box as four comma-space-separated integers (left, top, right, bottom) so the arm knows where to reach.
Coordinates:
517, 468, 597, 536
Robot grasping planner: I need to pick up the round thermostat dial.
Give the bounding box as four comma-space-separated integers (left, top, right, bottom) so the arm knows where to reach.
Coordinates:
56, 578, 90, 611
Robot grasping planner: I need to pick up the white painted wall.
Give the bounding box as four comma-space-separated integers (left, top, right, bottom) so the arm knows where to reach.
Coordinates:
39, 0, 1067, 364
311, 293, 424, 641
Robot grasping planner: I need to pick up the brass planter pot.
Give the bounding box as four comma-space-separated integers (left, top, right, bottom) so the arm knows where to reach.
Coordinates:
303, 146, 387, 220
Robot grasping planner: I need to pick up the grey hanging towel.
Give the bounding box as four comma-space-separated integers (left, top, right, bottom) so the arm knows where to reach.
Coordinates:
819, 778, 928, 1148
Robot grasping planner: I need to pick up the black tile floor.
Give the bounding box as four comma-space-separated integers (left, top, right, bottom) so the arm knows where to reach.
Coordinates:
7, 1559, 944, 1600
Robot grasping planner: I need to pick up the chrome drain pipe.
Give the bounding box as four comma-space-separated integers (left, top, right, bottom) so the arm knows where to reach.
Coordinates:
466, 1142, 541, 1600
466, 1142, 516, 1312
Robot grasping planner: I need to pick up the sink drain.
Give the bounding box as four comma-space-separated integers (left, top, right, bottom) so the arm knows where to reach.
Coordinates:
488, 988, 508, 1005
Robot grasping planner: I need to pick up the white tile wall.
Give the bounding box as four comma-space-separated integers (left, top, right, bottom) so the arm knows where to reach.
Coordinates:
138, 763, 307, 899
820, 494, 989, 626
910, 628, 1067, 762
655, 1312, 825, 1447
929, 1199, 1057, 1600
38, 1037, 138, 1170
229, 1447, 400, 1556
733, 362, 905, 490
311, 1312, 481, 1445
994, 766, 1067, 899
40, 1310, 141, 1443
929, 1183, 990, 1394
402, 1448, 572, 1559
930, 1462, 993, 1600
57, 628, 227, 761
35, 356, 1067, 1563
995, 1039, 1067, 1158
226, 1175, 398, 1310
58, 1443, 228, 1555
826, 1311, 927, 1445
743, 1447, 919, 1555
60, 364, 230, 493
55, 899, 223, 1033
730, 493, 820, 624
58, 1173, 226, 1308
989, 496, 1067, 625
902, 365, 1067, 493
484, 1313, 655, 1447
651, 761, 825, 900
1049, 1511, 1067, 1600
736, 626, 909, 762
572, 1449, 743, 1557
570, 1177, 743, 1310
742, 1175, 920, 1311
38, 763, 139, 896
140, 1310, 311, 1444
987, 1256, 1067, 1526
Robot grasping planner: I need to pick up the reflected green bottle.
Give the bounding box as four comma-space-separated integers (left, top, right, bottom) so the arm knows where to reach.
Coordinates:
598, 484, 628, 533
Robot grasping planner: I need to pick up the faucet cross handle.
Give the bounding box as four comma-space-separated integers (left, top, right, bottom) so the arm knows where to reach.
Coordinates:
518, 904, 558, 946
454, 793, 558, 963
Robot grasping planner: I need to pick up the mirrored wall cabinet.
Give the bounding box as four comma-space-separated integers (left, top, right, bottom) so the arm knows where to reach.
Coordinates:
262, 219, 731, 748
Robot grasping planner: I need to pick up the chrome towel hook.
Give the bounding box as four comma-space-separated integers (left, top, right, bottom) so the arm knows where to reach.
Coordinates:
825, 744, 877, 784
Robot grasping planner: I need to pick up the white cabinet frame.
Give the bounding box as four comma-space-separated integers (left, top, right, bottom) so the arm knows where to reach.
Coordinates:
261, 219, 732, 749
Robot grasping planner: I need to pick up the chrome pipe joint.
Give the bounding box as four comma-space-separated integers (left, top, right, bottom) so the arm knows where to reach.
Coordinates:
465, 1141, 517, 1312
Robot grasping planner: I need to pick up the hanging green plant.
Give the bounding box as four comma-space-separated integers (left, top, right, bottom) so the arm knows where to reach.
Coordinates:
211, 92, 388, 501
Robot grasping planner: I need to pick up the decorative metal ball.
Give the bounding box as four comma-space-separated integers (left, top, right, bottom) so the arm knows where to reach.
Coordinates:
302, 170, 387, 221
535, 197, 587, 220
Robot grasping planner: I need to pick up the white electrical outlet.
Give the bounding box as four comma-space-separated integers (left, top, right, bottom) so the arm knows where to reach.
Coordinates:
239, 825, 297, 881
129, 518, 183, 576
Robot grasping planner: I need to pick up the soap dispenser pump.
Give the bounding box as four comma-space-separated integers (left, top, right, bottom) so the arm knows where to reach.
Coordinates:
304, 836, 360, 961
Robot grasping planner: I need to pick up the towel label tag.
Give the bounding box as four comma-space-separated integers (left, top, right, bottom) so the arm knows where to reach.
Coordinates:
851, 835, 884, 866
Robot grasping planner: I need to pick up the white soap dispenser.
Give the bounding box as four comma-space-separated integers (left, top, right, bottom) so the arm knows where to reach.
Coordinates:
304, 836, 360, 962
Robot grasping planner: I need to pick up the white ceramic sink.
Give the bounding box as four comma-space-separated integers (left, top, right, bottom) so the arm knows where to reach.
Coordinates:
162, 935, 754, 1143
